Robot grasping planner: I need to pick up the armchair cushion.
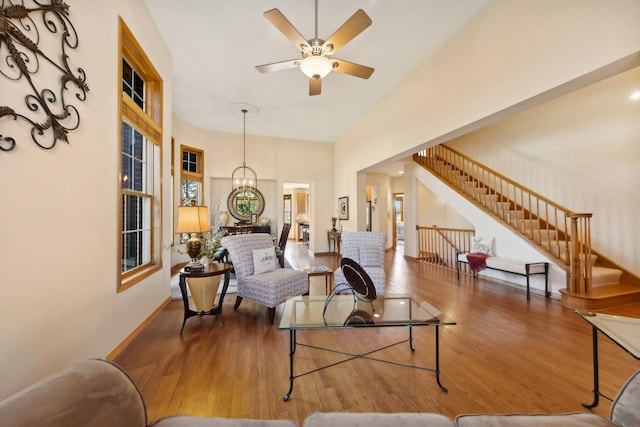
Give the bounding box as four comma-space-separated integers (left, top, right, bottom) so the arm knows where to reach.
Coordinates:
359, 244, 384, 267
242, 268, 308, 308
253, 247, 277, 274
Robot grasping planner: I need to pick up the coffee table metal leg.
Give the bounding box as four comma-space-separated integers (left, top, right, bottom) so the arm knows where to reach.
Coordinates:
409, 325, 415, 351
435, 325, 448, 393
284, 330, 296, 401
582, 326, 600, 408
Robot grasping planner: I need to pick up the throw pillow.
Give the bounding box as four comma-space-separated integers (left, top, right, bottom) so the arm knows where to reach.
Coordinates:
252, 247, 277, 274
359, 244, 384, 267
470, 236, 494, 255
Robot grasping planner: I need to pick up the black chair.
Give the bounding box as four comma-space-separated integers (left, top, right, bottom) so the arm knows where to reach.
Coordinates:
275, 223, 291, 268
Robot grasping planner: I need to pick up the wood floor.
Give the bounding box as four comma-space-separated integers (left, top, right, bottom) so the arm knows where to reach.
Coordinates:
113, 242, 640, 425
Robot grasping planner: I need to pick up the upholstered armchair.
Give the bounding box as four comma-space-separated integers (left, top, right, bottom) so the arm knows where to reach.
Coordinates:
333, 231, 386, 295
220, 233, 308, 324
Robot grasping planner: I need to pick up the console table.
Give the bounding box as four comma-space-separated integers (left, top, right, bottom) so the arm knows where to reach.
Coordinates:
223, 225, 270, 235
178, 262, 232, 334
327, 230, 341, 255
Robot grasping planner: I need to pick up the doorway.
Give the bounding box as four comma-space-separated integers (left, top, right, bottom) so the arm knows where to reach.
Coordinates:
283, 182, 310, 243
393, 193, 404, 248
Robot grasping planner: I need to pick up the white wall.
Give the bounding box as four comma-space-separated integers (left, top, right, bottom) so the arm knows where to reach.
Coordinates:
335, 0, 640, 246
0, 0, 173, 399
171, 118, 334, 256
417, 182, 473, 230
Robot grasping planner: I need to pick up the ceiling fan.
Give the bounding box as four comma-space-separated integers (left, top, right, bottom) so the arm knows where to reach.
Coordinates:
255, 0, 374, 96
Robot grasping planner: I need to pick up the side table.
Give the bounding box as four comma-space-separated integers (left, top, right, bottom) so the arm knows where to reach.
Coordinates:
303, 267, 334, 294
179, 262, 232, 334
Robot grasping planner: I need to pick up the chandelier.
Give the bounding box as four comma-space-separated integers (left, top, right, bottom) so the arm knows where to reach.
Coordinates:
231, 107, 257, 194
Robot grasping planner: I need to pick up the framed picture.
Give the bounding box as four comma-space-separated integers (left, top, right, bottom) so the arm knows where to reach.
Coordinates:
250, 213, 258, 224
338, 196, 349, 220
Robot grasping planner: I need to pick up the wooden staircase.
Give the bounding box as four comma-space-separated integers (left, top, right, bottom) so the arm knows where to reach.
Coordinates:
414, 145, 640, 310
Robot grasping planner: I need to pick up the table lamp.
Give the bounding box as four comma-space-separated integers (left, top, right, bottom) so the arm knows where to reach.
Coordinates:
175, 205, 210, 267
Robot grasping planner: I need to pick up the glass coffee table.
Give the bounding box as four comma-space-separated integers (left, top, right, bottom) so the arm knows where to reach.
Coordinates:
279, 294, 456, 401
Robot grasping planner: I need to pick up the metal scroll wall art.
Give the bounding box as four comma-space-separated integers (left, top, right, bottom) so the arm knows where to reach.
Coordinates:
0, 0, 89, 152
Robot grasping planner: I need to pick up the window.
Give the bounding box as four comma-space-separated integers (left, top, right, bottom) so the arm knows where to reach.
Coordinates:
118, 18, 163, 292
180, 145, 204, 206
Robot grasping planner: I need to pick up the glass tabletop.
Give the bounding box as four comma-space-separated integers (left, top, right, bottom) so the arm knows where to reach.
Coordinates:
279, 294, 455, 330
576, 311, 640, 359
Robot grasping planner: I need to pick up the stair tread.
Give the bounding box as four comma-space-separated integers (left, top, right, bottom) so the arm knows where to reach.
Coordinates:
592, 266, 624, 286
563, 283, 640, 299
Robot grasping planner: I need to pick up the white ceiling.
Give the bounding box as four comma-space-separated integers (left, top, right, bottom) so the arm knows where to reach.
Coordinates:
144, 0, 491, 144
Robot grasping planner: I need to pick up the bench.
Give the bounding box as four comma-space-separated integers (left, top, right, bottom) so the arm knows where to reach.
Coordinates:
456, 252, 549, 300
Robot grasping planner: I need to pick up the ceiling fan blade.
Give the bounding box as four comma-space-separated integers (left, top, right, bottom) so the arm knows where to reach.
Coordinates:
322, 9, 372, 55
264, 9, 310, 51
256, 59, 300, 74
332, 59, 374, 79
309, 78, 321, 96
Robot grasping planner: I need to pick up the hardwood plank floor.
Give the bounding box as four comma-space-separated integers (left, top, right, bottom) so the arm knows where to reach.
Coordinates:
114, 242, 640, 425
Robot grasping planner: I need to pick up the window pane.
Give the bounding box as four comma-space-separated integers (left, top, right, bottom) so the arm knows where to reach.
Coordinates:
122, 122, 133, 155
122, 59, 145, 109
182, 179, 199, 205
122, 154, 132, 190
182, 151, 198, 173
121, 193, 151, 272
122, 59, 133, 95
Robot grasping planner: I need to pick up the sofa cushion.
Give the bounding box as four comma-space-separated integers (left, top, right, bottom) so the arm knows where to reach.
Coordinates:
455, 412, 615, 426
303, 412, 455, 427
151, 416, 297, 427
610, 369, 640, 427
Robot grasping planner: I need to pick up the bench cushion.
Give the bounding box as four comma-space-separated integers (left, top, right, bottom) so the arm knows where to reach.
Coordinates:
457, 254, 546, 275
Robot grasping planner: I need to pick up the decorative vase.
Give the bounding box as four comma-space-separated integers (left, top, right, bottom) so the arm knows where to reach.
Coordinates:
217, 211, 230, 228
259, 217, 271, 226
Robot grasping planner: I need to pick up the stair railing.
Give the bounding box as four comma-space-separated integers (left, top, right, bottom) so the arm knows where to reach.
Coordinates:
416, 225, 475, 268
414, 145, 594, 294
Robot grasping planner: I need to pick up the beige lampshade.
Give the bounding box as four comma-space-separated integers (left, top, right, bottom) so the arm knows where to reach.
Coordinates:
175, 206, 210, 234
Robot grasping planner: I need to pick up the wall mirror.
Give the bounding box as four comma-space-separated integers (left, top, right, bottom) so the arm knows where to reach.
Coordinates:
227, 187, 265, 221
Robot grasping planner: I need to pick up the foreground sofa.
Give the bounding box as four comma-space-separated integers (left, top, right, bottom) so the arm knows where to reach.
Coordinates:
0, 358, 638, 427
0, 359, 295, 427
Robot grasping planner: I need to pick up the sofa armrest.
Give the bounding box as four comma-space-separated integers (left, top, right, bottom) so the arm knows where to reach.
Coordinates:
610, 369, 640, 427
0, 359, 147, 427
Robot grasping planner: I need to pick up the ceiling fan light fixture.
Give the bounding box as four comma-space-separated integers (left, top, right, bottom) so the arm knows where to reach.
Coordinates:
300, 55, 332, 80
